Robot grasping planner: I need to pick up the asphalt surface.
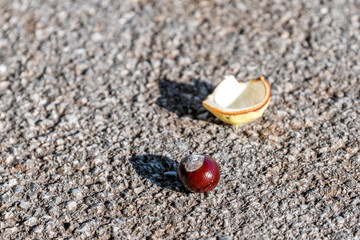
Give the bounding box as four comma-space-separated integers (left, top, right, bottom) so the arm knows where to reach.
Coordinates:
0, 0, 359, 239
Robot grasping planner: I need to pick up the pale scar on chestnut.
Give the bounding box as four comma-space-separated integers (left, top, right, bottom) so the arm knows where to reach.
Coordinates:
182, 154, 204, 172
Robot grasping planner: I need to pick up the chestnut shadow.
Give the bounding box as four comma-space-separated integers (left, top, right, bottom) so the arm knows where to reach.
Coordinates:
156, 78, 215, 120
129, 154, 189, 193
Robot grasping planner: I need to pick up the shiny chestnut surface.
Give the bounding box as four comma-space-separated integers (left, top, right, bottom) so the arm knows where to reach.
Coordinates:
177, 154, 220, 193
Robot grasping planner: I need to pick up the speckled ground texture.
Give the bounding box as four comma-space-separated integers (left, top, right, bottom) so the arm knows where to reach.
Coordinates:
0, 0, 359, 239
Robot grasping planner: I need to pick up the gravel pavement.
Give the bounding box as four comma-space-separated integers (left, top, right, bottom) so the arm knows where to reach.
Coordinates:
0, 0, 359, 239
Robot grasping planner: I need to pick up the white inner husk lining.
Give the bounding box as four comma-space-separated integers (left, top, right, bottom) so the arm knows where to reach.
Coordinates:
213, 76, 266, 110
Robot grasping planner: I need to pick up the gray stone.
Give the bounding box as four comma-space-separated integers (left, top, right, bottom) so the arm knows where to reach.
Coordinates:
66, 201, 77, 211
19, 201, 32, 210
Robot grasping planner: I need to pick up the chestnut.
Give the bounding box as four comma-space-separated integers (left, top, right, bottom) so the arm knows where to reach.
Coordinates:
177, 154, 220, 193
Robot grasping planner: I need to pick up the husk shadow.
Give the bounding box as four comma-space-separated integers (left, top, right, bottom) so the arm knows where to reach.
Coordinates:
156, 78, 217, 123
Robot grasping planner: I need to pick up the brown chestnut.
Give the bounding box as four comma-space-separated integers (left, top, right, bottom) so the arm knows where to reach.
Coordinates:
177, 154, 220, 193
